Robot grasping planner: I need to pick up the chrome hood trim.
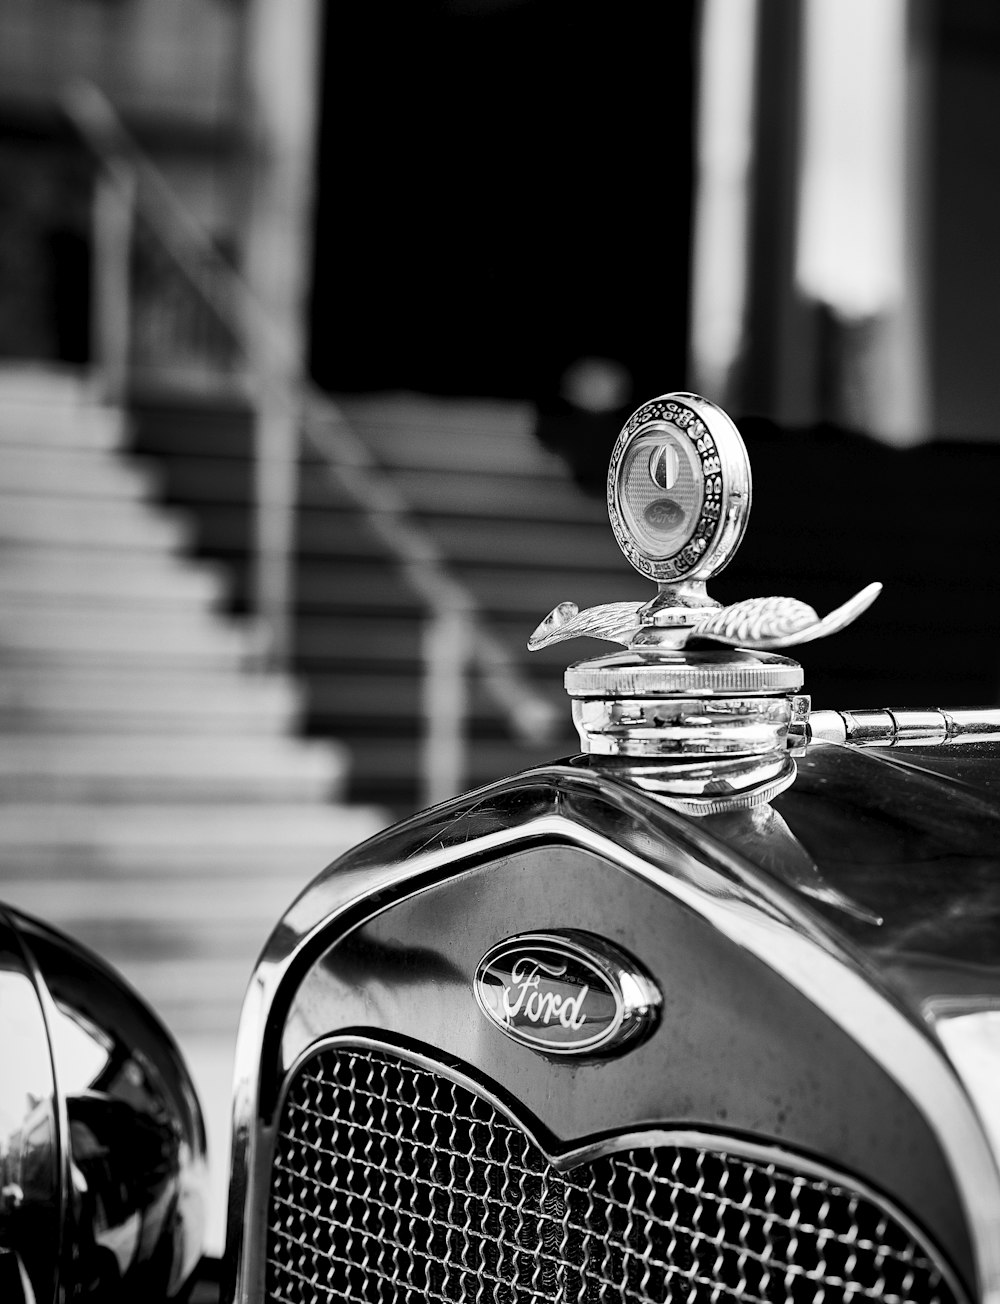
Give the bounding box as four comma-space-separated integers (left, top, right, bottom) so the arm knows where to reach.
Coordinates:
224, 761, 1000, 1304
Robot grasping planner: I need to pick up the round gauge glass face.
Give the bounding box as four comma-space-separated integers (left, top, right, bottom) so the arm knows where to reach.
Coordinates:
608, 393, 750, 582
617, 423, 704, 560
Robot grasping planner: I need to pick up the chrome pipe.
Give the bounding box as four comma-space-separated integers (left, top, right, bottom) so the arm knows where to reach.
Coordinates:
808, 707, 1000, 747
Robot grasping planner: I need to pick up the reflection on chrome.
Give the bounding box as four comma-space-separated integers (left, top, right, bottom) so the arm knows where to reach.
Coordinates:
527, 394, 882, 813
225, 389, 1000, 1304
5, 909, 208, 1300
0, 915, 59, 1304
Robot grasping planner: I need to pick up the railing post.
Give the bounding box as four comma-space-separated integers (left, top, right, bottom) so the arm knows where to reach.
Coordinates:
421, 607, 471, 808
67, 85, 561, 765
90, 163, 136, 406
251, 386, 299, 671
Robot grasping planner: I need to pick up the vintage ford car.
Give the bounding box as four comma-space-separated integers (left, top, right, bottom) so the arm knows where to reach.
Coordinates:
7, 393, 1000, 1304
219, 394, 1000, 1304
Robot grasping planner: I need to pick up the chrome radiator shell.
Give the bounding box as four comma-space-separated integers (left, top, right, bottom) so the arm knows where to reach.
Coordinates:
223, 754, 1000, 1304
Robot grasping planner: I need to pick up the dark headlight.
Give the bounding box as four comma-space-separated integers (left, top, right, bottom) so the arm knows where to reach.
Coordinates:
0, 906, 207, 1302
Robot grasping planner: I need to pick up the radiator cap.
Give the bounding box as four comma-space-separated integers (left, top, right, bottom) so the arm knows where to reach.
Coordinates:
528, 392, 880, 809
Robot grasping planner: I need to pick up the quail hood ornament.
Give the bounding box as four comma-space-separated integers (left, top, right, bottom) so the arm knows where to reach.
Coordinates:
529, 392, 881, 812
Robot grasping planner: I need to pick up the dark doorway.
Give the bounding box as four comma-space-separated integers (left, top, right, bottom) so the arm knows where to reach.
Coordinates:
310, 0, 696, 401
0, 139, 92, 366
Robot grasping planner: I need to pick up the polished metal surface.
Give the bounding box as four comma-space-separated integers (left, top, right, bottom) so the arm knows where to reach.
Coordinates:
692, 582, 883, 649
0, 910, 60, 1304
564, 649, 802, 798
224, 756, 1000, 1304
564, 649, 802, 698
809, 707, 1000, 747
529, 584, 882, 654
607, 393, 751, 585
223, 383, 1000, 1304
571, 696, 795, 756
473, 930, 660, 1057
530, 391, 878, 657
604, 751, 799, 814
526, 392, 879, 806
265, 1040, 962, 1304
11, 909, 209, 1301
528, 599, 646, 652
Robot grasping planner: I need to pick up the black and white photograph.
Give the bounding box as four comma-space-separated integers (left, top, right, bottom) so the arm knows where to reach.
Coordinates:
0, 2, 998, 1301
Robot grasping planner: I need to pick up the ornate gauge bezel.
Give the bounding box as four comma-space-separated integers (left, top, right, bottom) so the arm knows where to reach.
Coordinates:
608, 392, 752, 583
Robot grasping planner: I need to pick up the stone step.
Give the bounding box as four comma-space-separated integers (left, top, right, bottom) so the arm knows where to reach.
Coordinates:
0, 798, 387, 1044
0, 605, 251, 665
385, 467, 607, 521
0, 398, 125, 449
336, 394, 562, 474
329, 423, 564, 475
3, 920, 260, 1035
130, 389, 611, 814
0, 587, 219, 623
0, 735, 346, 802
292, 613, 611, 669
0, 546, 225, 607
3, 873, 330, 924
176, 1030, 235, 1256
0, 666, 299, 733
0, 492, 189, 551
424, 516, 625, 569
0, 799, 385, 1037
293, 561, 639, 618
337, 392, 539, 440
200, 506, 626, 570
0, 444, 156, 499
86, 952, 267, 1034
0, 705, 291, 736
0, 365, 91, 404
0, 801, 385, 861
0, 368, 391, 1205
161, 454, 605, 523
347, 734, 568, 793
302, 668, 564, 725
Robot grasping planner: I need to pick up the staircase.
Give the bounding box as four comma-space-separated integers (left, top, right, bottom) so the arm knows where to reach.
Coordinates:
0, 366, 388, 1249
131, 390, 641, 811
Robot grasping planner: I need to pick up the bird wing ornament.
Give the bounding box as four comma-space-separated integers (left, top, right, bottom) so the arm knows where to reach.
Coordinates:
528, 583, 882, 653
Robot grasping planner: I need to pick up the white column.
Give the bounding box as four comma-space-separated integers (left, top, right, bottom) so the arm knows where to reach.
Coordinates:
795, 0, 930, 444
240, 0, 323, 664
689, 0, 760, 406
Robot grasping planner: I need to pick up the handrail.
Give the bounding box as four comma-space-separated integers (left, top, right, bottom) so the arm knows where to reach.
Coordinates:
64, 80, 559, 802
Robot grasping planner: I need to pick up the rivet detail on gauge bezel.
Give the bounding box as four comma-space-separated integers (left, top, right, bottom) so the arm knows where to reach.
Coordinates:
607, 394, 750, 583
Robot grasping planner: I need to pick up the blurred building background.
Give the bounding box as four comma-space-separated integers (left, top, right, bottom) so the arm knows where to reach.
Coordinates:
0, 0, 998, 1254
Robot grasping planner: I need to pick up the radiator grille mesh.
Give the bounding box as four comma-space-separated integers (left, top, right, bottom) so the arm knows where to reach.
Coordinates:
265, 1046, 956, 1304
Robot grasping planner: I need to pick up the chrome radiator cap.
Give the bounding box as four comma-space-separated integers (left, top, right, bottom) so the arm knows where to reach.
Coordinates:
529, 392, 880, 810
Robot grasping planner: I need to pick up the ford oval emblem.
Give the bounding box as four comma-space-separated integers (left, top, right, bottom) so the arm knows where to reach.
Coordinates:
474, 931, 660, 1057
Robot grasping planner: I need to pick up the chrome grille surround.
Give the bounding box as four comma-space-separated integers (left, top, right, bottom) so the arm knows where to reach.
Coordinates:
265, 1042, 961, 1304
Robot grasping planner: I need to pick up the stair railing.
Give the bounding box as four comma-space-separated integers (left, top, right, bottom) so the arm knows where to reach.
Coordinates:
66, 80, 559, 807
